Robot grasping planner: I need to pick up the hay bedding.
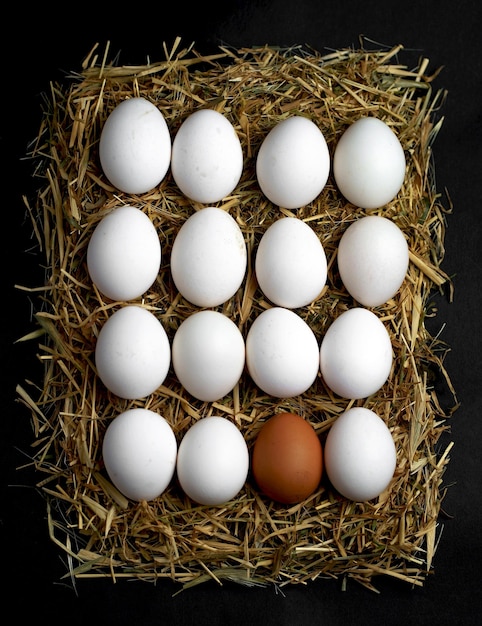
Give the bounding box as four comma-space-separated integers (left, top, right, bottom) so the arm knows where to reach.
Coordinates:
17, 38, 457, 592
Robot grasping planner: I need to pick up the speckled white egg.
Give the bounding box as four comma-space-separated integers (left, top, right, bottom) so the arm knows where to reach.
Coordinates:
95, 305, 171, 399
99, 97, 171, 194
170, 207, 247, 307
102, 408, 177, 502
172, 310, 245, 402
87, 205, 161, 301
333, 116, 406, 209
171, 108, 243, 203
324, 407, 397, 502
176, 416, 249, 506
319, 307, 392, 399
337, 215, 409, 307
246, 307, 319, 398
256, 115, 330, 209
255, 217, 327, 308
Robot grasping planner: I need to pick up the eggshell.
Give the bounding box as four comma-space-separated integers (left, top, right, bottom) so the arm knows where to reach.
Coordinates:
176, 416, 249, 506
171, 108, 243, 203
172, 310, 245, 402
99, 97, 171, 194
256, 115, 330, 209
170, 207, 247, 307
252, 412, 323, 504
246, 307, 319, 398
87, 205, 161, 301
324, 407, 397, 502
333, 116, 406, 209
102, 408, 177, 502
319, 307, 392, 399
95, 305, 171, 399
255, 217, 327, 308
337, 215, 409, 307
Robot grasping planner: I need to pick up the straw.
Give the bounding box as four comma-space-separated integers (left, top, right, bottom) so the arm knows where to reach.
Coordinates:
16, 38, 457, 591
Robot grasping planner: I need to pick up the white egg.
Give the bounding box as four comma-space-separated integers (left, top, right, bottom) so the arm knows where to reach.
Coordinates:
246, 307, 319, 398
99, 97, 171, 194
172, 310, 245, 402
176, 416, 249, 506
333, 116, 406, 209
324, 407, 397, 502
95, 305, 171, 399
171, 108, 243, 203
170, 207, 247, 307
102, 408, 177, 502
256, 115, 330, 209
87, 205, 161, 301
337, 215, 409, 307
319, 307, 392, 399
255, 217, 327, 308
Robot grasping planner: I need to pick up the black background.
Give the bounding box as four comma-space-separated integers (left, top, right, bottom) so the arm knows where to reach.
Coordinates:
3, 2, 481, 624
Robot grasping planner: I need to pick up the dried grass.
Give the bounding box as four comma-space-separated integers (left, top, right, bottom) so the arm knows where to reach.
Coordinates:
16, 38, 457, 592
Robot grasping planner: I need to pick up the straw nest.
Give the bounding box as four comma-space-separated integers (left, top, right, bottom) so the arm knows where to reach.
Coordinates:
17, 38, 457, 592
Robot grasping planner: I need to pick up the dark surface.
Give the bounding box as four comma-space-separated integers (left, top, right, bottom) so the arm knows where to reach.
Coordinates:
3, 2, 481, 624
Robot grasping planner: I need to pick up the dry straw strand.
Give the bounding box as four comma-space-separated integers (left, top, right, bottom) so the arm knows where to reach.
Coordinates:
17, 39, 457, 592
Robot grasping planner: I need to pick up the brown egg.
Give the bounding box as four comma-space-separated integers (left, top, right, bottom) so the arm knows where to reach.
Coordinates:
252, 412, 323, 504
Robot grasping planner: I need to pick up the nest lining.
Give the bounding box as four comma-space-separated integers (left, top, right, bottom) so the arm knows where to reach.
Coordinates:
17, 38, 457, 592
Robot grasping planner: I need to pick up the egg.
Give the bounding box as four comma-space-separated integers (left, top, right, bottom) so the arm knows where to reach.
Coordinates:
337, 215, 409, 307
255, 216, 327, 308
319, 307, 392, 399
176, 416, 249, 506
86, 205, 161, 301
171, 108, 243, 203
246, 307, 319, 398
256, 115, 330, 209
172, 310, 245, 402
333, 116, 406, 209
252, 412, 323, 504
95, 305, 171, 399
99, 97, 171, 194
102, 408, 177, 502
170, 207, 247, 307
324, 407, 397, 502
